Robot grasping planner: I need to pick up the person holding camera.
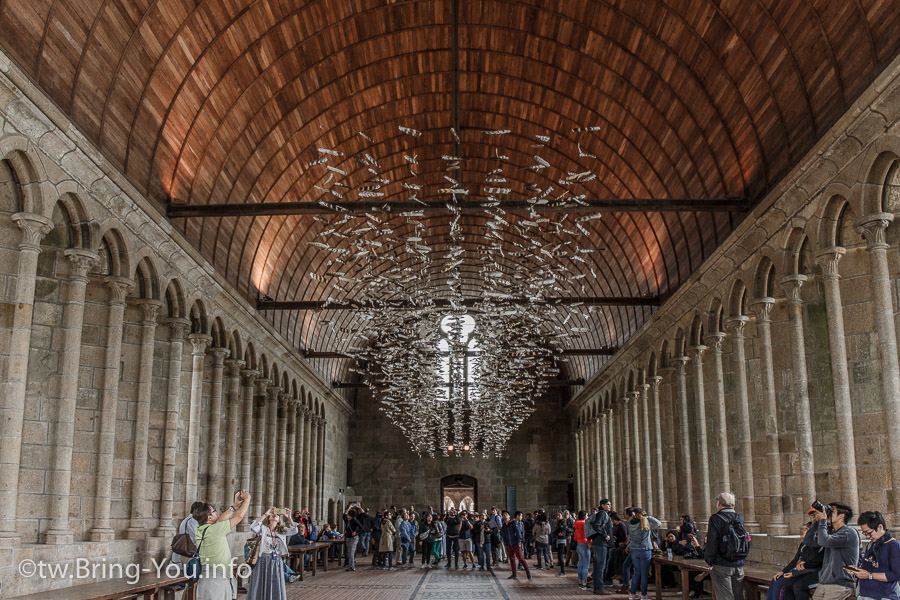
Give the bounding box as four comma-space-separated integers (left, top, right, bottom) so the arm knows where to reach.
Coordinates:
846, 511, 900, 600
343, 505, 363, 571
195, 490, 251, 600
811, 501, 859, 600
703, 492, 748, 600
247, 507, 300, 598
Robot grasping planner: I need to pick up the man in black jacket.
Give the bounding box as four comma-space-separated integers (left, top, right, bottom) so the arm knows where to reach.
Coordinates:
770, 519, 823, 600
444, 509, 461, 569
591, 499, 615, 595
704, 492, 747, 600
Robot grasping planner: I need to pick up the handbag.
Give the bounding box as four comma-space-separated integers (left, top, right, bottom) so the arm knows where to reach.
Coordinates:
244, 534, 262, 567
171, 532, 197, 557
418, 530, 430, 541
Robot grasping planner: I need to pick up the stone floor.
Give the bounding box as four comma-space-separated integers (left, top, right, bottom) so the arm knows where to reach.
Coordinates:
272, 557, 690, 600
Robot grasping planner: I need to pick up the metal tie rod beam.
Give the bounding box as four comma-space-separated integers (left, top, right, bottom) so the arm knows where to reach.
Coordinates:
258, 295, 660, 311
166, 197, 748, 218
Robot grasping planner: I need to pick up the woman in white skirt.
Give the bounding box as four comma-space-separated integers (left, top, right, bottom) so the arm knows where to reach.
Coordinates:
247, 508, 299, 600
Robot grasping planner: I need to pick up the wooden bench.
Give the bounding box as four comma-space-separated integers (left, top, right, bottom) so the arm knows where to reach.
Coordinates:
12, 574, 194, 600
653, 555, 714, 600
287, 541, 334, 581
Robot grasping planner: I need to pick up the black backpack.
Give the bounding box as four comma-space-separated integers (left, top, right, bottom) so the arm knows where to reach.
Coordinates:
716, 513, 750, 561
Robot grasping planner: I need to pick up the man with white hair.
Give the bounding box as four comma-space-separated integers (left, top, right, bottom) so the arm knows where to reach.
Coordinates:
703, 492, 749, 600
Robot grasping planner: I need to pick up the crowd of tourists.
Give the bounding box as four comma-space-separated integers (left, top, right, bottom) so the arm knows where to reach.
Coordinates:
169, 490, 900, 600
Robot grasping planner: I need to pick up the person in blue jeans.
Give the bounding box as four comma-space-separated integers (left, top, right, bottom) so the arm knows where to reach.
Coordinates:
768, 521, 822, 600
398, 513, 415, 567
627, 508, 661, 600
592, 500, 615, 594
574, 510, 592, 590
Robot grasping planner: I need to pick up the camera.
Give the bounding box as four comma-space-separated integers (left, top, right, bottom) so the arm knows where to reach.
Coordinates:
811, 500, 832, 517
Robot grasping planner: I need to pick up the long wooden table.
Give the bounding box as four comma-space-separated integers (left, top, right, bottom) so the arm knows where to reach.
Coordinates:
12, 574, 194, 600
653, 556, 778, 600
288, 541, 337, 581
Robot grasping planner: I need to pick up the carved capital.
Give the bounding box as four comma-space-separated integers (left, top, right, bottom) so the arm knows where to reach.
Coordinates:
812, 246, 845, 281
671, 355, 690, 371
724, 315, 750, 337
223, 358, 245, 376
136, 299, 162, 324
240, 369, 259, 386
12, 212, 53, 251
207, 346, 230, 365
187, 333, 212, 356
592, 416, 600, 426
266, 385, 282, 400
855, 212, 893, 250
162, 317, 190, 341
749, 297, 775, 323
689, 344, 707, 361
318, 419, 327, 430
703, 332, 726, 351
638, 383, 650, 394
649, 375, 663, 389
64, 248, 99, 282
778, 274, 807, 305
104, 276, 134, 306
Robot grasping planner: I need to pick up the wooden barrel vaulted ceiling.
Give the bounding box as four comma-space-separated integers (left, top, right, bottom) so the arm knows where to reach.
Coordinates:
2, 0, 899, 390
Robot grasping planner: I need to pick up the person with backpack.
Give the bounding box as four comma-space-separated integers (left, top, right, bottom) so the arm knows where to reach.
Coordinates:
703, 492, 749, 600
171, 501, 204, 578
554, 512, 572, 577
628, 508, 662, 600
590, 499, 615, 595
534, 512, 552, 570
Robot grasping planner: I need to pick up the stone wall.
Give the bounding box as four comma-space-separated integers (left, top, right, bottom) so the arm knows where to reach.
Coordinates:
347, 387, 573, 515
0, 49, 351, 596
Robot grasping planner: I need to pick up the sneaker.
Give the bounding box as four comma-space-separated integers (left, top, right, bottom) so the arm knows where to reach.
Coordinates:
556, 572, 566, 577
288, 574, 301, 583
507, 574, 518, 580
390, 567, 397, 571
527, 572, 532, 580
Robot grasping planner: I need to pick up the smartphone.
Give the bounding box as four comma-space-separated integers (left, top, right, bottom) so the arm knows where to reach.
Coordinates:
274, 507, 288, 516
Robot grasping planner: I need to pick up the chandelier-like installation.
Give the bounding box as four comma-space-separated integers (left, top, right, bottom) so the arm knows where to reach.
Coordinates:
309, 126, 610, 456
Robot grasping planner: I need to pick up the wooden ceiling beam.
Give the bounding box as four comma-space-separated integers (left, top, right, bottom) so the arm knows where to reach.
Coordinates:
166, 197, 748, 218
259, 296, 660, 311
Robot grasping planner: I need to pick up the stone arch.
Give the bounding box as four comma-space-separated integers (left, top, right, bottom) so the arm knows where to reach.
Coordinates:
647, 352, 658, 378
259, 354, 270, 380
780, 226, 812, 277
706, 297, 724, 334
727, 278, 748, 318
817, 193, 863, 249
689, 313, 704, 347
281, 371, 289, 392
0, 144, 46, 214
93, 226, 131, 277
133, 256, 161, 300
673, 327, 686, 357
163, 278, 186, 319
660, 339, 671, 369
244, 342, 258, 371
189, 299, 209, 334
291, 380, 299, 400
228, 330, 244, 363
52, 192, 95, 250
209, 317, 227, 348
858, 139, 900, 215
752, 256, 777, 299
270, 363, 281, 388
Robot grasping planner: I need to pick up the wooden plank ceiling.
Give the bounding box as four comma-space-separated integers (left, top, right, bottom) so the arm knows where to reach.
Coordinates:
2, 0, 898, 388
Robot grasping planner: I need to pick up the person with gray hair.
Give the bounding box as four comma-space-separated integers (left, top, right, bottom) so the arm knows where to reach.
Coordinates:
704, 492, 749, 600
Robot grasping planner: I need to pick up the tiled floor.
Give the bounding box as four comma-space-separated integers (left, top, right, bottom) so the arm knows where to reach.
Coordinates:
274, 556, 689, 600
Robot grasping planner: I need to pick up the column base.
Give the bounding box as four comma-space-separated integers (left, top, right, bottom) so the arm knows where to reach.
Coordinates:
767, 522, 789, 536
123, 526, 149, 540
44, 529, 74, 545
154, 525, 176, 539
237, 522, 252, 532
89, 527, 115, 541
744, 520, 761, 533
0, 532, 22, 548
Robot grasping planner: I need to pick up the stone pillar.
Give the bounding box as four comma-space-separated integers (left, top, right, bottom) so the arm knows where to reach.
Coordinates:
89, 277, 135, 541
604, 412, 616, 508
659, 367, 678, 515
222, 359, 243, 507
317, 418, 327, 520
614, 405, 624, 507
855, 214, 900, 525
45, 248, 98, 545
639, 383, 653, 514
265, 386, 280, 507
704, 333, 731, 497
690, 345, 712, 516
600, 412, 610, 502
238, 369, 258, 530
749, 297, 788, 534
308, 415, 320, 513
285, 401, 297, 510
0, 213, 52, 546
186, 333, 212, 508
672, 355, 693, 517
779, 275, 817, 504
252, 378, 270, 518
812, 247, 859, 511
302, 406, 314, 510
275, 394, 288, 507
294, 403, 307, 508
574, 430, 582, 508
205, 347, 229, 504
125, 298, 166, 540
618, 398, 630, 504
629, 392, 642, 506
650, 376, 666, 520
586, 420, 596, 506
593, 416, 602, 506
724, 316, 758, 528
581, 428, 590, 507
155, 318, 190, 537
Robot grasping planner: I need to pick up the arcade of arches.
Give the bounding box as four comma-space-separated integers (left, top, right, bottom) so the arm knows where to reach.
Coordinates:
2, 1, 900, 597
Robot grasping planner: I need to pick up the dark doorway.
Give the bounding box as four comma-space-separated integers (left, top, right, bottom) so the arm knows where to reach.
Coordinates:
441, 474, 478, 512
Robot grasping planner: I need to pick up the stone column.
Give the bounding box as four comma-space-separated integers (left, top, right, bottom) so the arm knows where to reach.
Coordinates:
704, 333, 731, 496
639, 383, 653, 514
308, 415, 320, 512
205, 347, 229, 504
672, 355, 694, 517
293, 407, 306, 513
275, 394, 288, 507
650, 376, 666, 520
0, 213, 52, 546
689, 344, 712, 516
186, 333, 212, 507
265, 386, 281, 507
222, 359, 244, 507
317, 418, 327, 519
614, 405, 624, 507
90, 277, 135, 541
125, 298, 166, 540
252, 378, 270, 518
285, 401, 297, 510
628, 392, 642, 506
659, 367, 678, 515
575, 430, 584, 508
586, 420, 596, 506
724, 316, 758, 529
749, 297, 788, 534
302, 407, 314, 510
593, 416, 602, 506
855, 214, 900, 524
238, 369, 258, 530
608, 408, 619, 508
779, 275, 817, 504
155, 318, 190, 537
812, 247, 859, 511
45, 248, 98, 544
582, 428, 590, 506
600, 411, 610, 502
